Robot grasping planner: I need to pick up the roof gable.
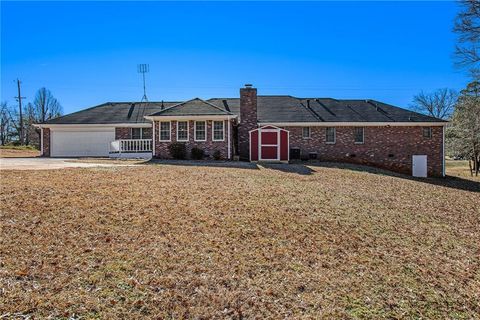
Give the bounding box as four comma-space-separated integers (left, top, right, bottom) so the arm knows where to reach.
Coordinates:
148, 98, 234, 117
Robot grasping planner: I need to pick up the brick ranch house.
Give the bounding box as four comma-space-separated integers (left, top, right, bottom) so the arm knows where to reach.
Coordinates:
36, 84, 447, 177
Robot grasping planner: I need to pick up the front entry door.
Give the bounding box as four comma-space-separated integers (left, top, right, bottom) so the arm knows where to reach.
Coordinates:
260, 130, 279, 160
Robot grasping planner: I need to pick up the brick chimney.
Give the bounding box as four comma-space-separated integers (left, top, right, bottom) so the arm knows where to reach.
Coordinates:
238, 84, 257, 160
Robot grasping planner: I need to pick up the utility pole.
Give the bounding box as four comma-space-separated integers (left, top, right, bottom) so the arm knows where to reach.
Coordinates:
14, 79, 26, 145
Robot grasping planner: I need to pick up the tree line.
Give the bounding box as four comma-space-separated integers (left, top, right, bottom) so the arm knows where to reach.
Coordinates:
411, 0, 479, 176
0, 87, 62, 147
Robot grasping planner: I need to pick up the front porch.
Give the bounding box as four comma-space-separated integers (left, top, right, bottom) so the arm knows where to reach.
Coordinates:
109, 139, 153, 159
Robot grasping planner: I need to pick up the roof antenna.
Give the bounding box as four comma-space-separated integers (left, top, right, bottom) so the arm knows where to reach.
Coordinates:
137, 64, 149, 102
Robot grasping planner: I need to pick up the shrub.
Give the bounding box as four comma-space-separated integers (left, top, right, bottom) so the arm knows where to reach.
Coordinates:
191, 147, 205, 160
168, 142, 187, 159
212, 150, 222, 160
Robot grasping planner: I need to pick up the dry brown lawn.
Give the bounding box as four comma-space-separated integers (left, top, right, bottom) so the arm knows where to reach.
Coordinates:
0, 162, 479, 319
0, 148, 39, 158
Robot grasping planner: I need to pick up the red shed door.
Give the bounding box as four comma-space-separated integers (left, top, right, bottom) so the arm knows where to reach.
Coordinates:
260, 130, 278, 160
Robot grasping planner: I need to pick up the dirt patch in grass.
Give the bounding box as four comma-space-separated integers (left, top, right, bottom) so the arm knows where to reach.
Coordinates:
0, 164, 479, 318
0, 147, 40, 158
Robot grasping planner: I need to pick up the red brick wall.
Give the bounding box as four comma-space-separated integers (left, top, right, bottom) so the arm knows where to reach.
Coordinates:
284, 126, 444, 177
238, 87, 257, 160
41, 128, 50, 157
153, 120, 233, 160
115, 128, 131, 139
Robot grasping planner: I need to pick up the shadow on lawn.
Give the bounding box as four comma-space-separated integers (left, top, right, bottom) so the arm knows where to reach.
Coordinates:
308, 162, 480, 193
146, 159, 260, 170
145, 159, 479, 193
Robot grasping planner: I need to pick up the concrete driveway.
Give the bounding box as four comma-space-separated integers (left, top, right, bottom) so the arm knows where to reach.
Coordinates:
0, 158, 128, 170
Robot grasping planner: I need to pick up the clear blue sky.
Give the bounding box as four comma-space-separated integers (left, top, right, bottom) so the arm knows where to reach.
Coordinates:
1, 1, 467, 115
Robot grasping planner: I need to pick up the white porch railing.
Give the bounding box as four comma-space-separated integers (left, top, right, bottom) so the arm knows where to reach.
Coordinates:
110, 139, 152, 154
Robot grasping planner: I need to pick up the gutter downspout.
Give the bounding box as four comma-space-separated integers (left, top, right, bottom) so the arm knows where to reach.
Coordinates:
152, 120, 156, 157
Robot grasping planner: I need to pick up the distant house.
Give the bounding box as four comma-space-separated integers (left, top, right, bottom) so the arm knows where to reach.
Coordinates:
36, 84, 447, 177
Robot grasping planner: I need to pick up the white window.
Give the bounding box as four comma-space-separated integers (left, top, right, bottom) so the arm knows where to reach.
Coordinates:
302, 127, 311, 139
326, 127, 336, 144
354, 127, 364, 144
159, 122, 171, 141
212, 121, 225, 141
177, 121, 189, 141
423, 127, 432, 139
194, 121, 206, 141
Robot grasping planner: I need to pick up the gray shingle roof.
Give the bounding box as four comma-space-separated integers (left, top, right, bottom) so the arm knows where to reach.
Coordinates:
208, 96, 445, 123
149, 98, 234, 117
44, 95, 445, 125
44, 101, 179, 124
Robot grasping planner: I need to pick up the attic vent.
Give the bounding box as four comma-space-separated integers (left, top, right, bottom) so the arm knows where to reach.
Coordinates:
127, 103, 135, 118
222, 99, 230, 112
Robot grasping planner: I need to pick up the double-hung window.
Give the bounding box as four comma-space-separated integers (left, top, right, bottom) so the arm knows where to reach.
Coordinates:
423, 127, 432, 139
354, 127, 364, 144
195, 121, 206, 141
302, 127, 311, 139
177, 121, 189, 141
159, 122, 171, 141
213, 121, 225, 141
325, 127, 336, 144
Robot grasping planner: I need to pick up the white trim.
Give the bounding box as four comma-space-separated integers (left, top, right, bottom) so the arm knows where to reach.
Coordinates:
257, 122, 447, 127
277, 128, 280, 160
152, 121, 156, 156
159, 121, 171, 142
145, 115, 237, 121
442, 125, 446, 177
176, 121, 189, 142
325, 127, 336, 144
40, 128, 44, 156
248, 125, 283, 133
287, 131, 290, 162
249, 130, 252, 161
354, 127, 364, 144
35, 123, 152, 128
259, 127, 280, 161
302, 127, 311, 139
250, 125, 290, 162
227, 120, 231, 159
212, 120, 225, 142
194, 120, 207, 142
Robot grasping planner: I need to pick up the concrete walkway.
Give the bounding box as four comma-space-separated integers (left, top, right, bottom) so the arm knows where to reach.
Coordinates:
0, 158, 127, 170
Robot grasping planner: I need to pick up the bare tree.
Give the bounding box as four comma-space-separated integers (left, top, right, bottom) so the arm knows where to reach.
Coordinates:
33, 87, 62, 122
411, 88, 458, 120
454, 0, 480, 77
449, 80, 480, 176
0, 102, 13, 145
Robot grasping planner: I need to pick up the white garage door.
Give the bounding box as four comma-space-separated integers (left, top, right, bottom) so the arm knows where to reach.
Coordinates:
51, 128, 115, 157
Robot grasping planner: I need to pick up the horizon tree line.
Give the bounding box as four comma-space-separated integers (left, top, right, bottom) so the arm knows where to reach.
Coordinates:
0, 87, 62, 147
